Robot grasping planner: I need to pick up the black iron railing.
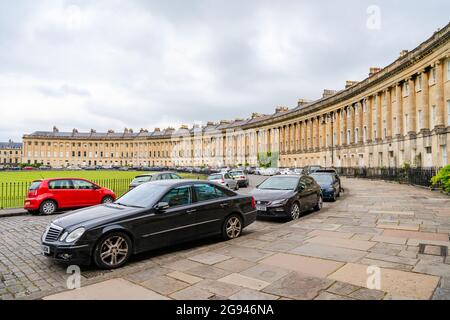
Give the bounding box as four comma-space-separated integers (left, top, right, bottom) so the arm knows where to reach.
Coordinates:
335, 167, 440, 188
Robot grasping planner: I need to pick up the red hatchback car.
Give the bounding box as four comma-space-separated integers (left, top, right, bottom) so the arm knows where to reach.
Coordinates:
24, 178, 116, 215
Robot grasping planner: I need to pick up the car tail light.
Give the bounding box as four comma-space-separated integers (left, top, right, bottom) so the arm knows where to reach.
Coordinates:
221, 178, 225, 183
251, 197, 256, 209
241, 176, 245, 179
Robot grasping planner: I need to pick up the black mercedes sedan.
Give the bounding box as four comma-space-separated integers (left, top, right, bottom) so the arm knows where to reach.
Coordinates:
41, 180, 257, 269
251, 175, 322, 220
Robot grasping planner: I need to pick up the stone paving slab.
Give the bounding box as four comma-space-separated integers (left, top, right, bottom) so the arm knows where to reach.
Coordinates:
371, 235, 407, 245
218, 273, 270, 291
329, 263, 439, 299
262, 272, 334, 300
307, 230, 354, 239
189, 252, 232, 265
369, 210, 415, 216
382, 229, 449, 241
305, 236, 376, 251
240, 263, 291, 283
167, 271, 202, 284
140, 275, 190, 295
43, 278, 168, 300
377, 224, 420, 231
260, 253, 344, 278
291, 243, 367, 262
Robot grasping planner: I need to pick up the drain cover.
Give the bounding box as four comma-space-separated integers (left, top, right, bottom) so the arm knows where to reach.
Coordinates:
419, 244, 448, 257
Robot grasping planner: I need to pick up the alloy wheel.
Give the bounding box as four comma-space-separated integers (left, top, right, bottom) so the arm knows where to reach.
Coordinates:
291, 203, 300, 220
226, 217, 242, 239
41, 201, 56, 215
99, 235, 129, 267
102, 196, 114, 204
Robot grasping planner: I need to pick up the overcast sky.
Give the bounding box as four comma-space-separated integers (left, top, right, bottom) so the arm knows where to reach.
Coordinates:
0, 0, 448, 141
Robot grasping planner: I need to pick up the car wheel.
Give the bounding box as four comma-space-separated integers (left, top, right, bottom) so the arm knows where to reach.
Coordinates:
93, 232, 132, 269
101, 196, 114, 204
332, 192, 337, 202
222, 214, 243, 240
290, 202, 301, 220
314, 195, 323, 211
39, 200, 57, 215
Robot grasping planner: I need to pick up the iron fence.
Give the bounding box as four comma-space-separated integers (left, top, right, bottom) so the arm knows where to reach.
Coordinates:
335, 167, 441, 188
0, 178, 133, 210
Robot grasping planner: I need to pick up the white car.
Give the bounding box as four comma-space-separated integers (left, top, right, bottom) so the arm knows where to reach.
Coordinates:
207, 172, 239, 190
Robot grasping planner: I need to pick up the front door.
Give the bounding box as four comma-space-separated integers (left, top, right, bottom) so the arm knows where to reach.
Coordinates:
135, 185, 196, 251
71, 179, 100, 206
48, 179, 75, 208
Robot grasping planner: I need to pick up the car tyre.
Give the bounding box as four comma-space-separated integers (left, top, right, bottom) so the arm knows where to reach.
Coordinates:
39, 200, 57, 215
314, 195, 323, 211
93, 232, 132, 269
101, 196, 114, 204
222, 214, 243, 240
235, 183, 239, 191
290, 202, 301, 220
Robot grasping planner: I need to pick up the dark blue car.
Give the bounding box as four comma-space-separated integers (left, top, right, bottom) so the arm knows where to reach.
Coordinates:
309, 172, 341, 201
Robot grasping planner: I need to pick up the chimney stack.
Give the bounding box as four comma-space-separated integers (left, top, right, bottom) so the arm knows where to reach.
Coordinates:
322, 89, 337, 99
345, 81, 359, 89
369, 67, 382, 77
399, 50, 409, 58
275, 106, 289, 113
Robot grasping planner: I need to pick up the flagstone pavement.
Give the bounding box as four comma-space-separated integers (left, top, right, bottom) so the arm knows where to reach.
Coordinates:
2, 177, 450, 300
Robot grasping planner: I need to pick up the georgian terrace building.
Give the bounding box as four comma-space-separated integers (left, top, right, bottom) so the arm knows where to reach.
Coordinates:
23, 23, 450, 169
0, 141, 22, 166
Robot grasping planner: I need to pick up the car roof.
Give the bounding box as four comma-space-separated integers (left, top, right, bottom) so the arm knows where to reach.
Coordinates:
267, 175, 300, 178
146, 179, 218, 187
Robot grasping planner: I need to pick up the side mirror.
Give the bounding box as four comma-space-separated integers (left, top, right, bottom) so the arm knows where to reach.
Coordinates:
93, 185, 101, 190
154, 202, 169, 212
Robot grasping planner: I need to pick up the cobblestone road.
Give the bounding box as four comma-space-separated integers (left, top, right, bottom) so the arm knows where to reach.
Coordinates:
1, 177, 450, 300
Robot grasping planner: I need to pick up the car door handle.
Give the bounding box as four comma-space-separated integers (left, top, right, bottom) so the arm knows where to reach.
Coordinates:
186, 209, 197, 214
220, 203, 230, 208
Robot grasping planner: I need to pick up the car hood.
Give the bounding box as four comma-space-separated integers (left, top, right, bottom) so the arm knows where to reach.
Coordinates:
317, 183, 333, 189
51, 204, 144, 230
250, 189, 295, 201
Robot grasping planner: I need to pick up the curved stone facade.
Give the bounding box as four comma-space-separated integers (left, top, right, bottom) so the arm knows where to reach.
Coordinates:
23, 23, 450, 168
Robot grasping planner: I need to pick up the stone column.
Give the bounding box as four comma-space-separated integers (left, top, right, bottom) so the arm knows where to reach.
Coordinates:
408, 76, 417, 134
358, 102, 364, 143
421, 68, 430, 131
367, 96, 373, 141
376, 92, 382, 140
396, 83, 403, 136
336, 109, 342, 146
321, 116, 326, 148
315, 116, 320, 150
435, 59, 445, 127
386, 88, 392, 138
347, 106, 354, 144
342, 108, 348, 145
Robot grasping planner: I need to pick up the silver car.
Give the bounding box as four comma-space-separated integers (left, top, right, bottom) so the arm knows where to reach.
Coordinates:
207, 172, 239, 190
229, 170, 250, 188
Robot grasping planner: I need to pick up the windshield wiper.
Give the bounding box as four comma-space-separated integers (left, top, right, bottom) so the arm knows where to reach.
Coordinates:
114, 202, 144, 208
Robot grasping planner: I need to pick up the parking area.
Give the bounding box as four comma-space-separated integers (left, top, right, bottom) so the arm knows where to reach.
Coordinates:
1, 176, 450, 300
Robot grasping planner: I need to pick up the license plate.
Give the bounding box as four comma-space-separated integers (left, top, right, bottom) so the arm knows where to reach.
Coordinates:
41, 245, 50, 255
256, 205, 267, 211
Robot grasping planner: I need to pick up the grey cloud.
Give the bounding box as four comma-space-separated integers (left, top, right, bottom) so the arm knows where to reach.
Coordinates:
0, 0, 449, 141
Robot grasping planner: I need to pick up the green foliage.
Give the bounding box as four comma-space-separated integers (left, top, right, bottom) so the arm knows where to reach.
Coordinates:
431, 165, 450, 193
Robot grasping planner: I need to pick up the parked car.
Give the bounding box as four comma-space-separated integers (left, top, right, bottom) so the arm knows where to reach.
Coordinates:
23, 166, 35, 171
293, 168, 304, 175
41, 180, 257, 269
67, 165, 81, 171
314, 168, 343, 193
229, 170, 250, 187
309, 172, 340, 201
263, 167, 279, 176
251, 175, 322, 220
119, 167, 129, 171
247, 167, 257, 174
303, 165, 323, 175
129, 172, 182, 190
207, 172, 239, 190
24, 178, 116, 215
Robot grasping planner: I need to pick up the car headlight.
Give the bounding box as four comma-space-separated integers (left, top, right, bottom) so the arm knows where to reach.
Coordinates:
59, 232, 68, 242
326, 187, 335, 192
270, 199, 288, 206
65, 228, 86, 243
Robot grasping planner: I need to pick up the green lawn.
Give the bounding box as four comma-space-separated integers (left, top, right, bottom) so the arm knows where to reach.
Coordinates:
0, 170, 206, 209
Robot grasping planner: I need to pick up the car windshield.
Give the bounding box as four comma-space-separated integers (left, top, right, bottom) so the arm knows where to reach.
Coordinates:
230, 171, 243, 176
115, 184, 167, 208
310, 174, 333, 184
131, 175, 153, 184
208, 174, 223, 180
258, 177, 299, 190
